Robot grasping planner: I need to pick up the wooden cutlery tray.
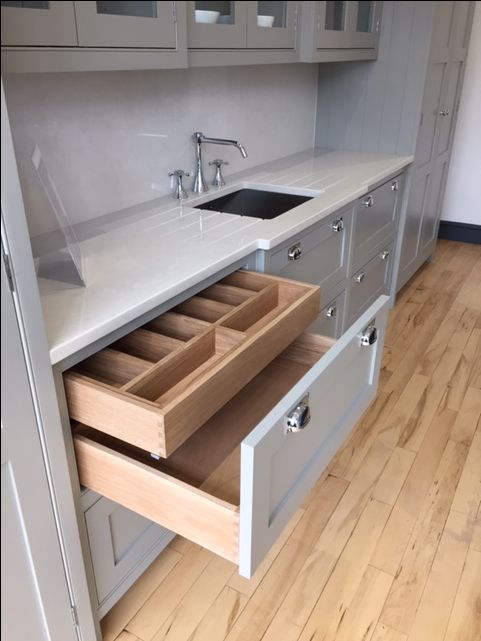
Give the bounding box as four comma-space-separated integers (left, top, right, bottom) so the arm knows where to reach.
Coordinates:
64, 270, 320, 457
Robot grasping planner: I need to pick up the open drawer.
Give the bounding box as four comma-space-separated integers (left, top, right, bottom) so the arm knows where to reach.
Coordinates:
64, 271, 319, 457
73, 295, 389, 578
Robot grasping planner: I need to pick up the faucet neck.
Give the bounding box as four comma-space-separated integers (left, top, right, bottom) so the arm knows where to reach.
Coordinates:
193, 132, 208, 194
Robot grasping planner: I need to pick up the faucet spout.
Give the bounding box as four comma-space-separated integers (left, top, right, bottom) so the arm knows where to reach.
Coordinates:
193, 131, 248, 193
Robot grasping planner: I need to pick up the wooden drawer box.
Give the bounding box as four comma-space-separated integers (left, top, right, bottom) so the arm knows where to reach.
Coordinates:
64, 271, 320, 458
73, 295, 389, 578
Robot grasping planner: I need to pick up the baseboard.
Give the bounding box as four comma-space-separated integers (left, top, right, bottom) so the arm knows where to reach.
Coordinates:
438, 221, 481, 244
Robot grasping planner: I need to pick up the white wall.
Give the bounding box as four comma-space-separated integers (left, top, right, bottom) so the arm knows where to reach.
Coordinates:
442, 1, 481, 225
3, 64, 318, 239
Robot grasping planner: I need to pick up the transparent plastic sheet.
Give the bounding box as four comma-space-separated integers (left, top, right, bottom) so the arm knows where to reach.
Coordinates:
32, 145, 85, 287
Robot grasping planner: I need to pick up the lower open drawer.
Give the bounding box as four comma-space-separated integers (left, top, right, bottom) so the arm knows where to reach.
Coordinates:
73, 296, 389, 578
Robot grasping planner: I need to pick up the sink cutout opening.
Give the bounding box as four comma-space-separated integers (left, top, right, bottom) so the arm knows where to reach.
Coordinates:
193, 188, 314, 219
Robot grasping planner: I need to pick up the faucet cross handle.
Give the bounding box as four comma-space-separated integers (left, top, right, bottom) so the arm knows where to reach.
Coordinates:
209, 159, 229, 187
168, 169, 191, 200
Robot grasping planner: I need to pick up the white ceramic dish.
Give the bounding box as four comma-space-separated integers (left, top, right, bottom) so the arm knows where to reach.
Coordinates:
257, 15, 275, 27
195, 9, 220, 24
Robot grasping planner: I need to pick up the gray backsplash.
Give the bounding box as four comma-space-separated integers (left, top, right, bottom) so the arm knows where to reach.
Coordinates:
4, 64, 318, 239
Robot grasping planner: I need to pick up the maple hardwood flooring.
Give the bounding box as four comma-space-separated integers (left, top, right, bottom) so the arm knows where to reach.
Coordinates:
102, 239, 481, 641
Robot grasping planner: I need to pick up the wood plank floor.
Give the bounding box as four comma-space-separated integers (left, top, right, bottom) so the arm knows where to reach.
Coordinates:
102, 239, 481, 641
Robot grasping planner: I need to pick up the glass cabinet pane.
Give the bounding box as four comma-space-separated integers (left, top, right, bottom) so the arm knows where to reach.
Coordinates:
256, 1, 287, 29
96, 1, 157, 18
194, 1, 235, 25
356, 1, 373, 32
1, 1, 49, 8
325, 1, 346, 31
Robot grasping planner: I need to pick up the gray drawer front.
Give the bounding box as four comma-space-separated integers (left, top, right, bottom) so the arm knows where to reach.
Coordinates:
346, 243, 393, 328
239, 295, 390, 576
84, 497, 169, 609
352, 175, 403, 270
268, 208, 352, 293
308, 289, 346, 339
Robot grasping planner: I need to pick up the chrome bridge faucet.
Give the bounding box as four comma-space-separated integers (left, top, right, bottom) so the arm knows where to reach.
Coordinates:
193, 131, 248, 194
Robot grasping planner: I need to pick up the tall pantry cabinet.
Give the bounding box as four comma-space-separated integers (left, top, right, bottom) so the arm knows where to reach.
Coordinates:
313, 1, 475, 293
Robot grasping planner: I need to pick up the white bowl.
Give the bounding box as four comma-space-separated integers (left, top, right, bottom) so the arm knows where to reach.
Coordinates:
195, 9, 220, 24
257, 15, 275, 27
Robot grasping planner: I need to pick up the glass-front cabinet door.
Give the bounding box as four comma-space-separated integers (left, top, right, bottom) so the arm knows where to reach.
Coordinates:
350, 0, 380, 47
246, 1, 297, 49
316, 1, 352, 48
188, 0, 248, 49
73, 1, 177, 48
0, 1, 77, 46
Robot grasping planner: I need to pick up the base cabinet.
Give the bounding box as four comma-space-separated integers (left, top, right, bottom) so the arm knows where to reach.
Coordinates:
84, 497, 173, 616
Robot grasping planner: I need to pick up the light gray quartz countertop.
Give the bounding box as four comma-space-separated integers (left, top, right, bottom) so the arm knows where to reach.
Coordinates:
38, 148, 413, 364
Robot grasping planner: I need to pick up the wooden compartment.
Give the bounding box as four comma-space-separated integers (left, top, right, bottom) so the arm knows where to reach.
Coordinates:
64, 271, 320, 457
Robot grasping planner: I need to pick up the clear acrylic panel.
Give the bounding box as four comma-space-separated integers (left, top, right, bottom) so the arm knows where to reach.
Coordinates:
1, 1, 49, 8
96, 1, 157, 18
32, 146, 85, 287
325, 1, 346, 31
257, 1, 287, 28
195, 1, 235, 25
356, 1, 373, 32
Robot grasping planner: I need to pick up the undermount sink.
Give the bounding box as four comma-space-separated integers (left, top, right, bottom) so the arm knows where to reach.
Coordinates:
193, 188, 314, 219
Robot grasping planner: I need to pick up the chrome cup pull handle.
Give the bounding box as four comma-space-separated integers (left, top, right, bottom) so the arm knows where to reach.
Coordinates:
286, 395, 311, 434
355, 271, 365, 283
380, 250, 390, 260
391, 180, 399, 192
325, 304, 337, 318
287, 242, 302, 261
362, 195, 374, 208
360, 325, 378, 347
331, 217, 344, 232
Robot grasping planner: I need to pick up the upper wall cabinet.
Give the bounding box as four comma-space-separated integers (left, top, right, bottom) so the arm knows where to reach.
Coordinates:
300, 1, 382, 62
187, 1, 298, 66
1, 0, 188, 72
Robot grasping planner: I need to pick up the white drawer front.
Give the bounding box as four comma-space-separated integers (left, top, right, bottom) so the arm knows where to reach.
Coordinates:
239, 295, 389, 577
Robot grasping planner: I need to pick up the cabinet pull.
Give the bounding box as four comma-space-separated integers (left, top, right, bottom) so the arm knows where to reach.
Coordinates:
391, 180, 399, 192
286, 394, 311, 434
362, 195, 374, 208
355, 271, 365, 283
331, 217, 344, 232
380, 250, 390, 260
325, 304, 337, 318
360, 325, 378, 347
438, 109, 450, 116
287, 242, 302, 261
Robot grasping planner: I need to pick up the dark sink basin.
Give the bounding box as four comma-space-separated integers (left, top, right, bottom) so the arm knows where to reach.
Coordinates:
193, 188, 313, 220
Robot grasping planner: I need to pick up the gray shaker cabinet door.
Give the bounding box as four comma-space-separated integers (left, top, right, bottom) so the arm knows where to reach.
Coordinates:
1, 254, 77, 641
246, 1, 297, 49
187, 1, 248, 49
239, 294, 389, 576
74, 1, 177, 48
84, 496, 171, 610
1, 1, 78, 46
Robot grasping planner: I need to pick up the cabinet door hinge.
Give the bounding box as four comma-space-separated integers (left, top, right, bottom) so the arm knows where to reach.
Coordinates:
71, 605, 79, 628
2, 246, 14, 292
